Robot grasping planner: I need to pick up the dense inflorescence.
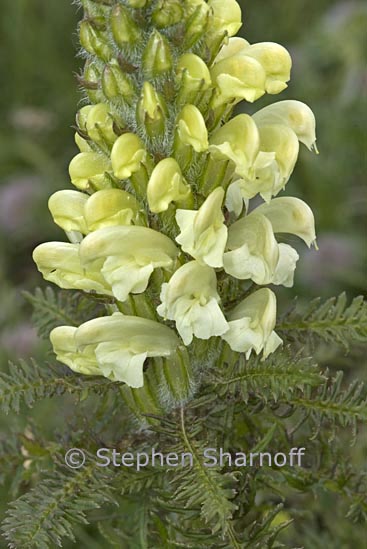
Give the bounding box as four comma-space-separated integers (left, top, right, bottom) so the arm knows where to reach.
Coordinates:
33, 0, 318, 389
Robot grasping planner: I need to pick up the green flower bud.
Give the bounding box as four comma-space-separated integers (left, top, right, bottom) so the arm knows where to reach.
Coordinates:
75, 132, 92, 153
111, 133, 147, 180
147, 158, 192, 213
208, 0, 242, 38
142, 30, 173, 76
48, 190, 89, 234
176, 104, 209, 152
136, 82, 167, 138
152, 0, 183, 28
69, 152, 113, 191
127, 0, 147, 7
176, 53, 212, 105
183, 1, 210, 49
110, 4, 140, 47
83, 61, 103, 103
102, 62, 135, 103
79, 19, 112, 62
84, 103, 117, 145
84, 189, 142, 230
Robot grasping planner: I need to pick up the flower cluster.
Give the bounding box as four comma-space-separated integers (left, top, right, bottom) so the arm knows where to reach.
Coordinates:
33, 0, 317, 388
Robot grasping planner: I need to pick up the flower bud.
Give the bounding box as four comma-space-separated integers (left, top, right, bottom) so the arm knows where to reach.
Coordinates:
136, 82, 167, 138
147, 158, 191, 213
83, 61, 103, 103
76, 105, 93, 133
111, 133, 147, 180
84, 189, 142, 230
210, 54, 266, 107
157, 261, 228, 345
176, 187, 227, 268
184, 1, 211, 49
253, 100, 318, 151
102, 62, 135, 103
80, 226, 179, 301
127, 0, 146, 7
176, 105, 209, 152
176, 53, 212, 105
79, 19, 112, 62
208, 0, 242, 38
222, 288, 282, 359
110, 4, 140, 47
75, 133, 92, 153
48, 190, 88, 234
152, 0, 183, 28
209, 114, 260, 178
74, 313, 179, 387
85, 103, 117, 145
69, 152, 113, 191
255, 197, 317, 247
142, 30, 173, 77
32, 242, 111, 295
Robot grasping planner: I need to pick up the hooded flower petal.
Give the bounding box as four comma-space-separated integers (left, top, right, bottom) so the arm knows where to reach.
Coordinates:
176, 187, 227, 268
176, 105, 209, 152
69, 313, 179, 387
84, 189, 142, 230
79, 226, 179, 301
111, 133, 147, 179
242, 42, 292, 94
32, 242, 111, 294
255, 197, 317, 247
209, 114, 260, 178
48, 190, 89, 234
50, 326, 100, 375
157, 261, 228, 345
210, 54, 266, 107
223, 213, 279, 284
222, 288, 282, 358
69, 152, 112, 191
208, 0, 242, 37
253, 100, 317, 151
147, 157, 191, 213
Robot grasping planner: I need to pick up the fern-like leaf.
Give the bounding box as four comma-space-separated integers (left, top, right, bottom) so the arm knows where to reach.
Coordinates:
278, 293, 367, 350
0, 359, 120, 414
23, 286, 106, 338
2, 460, 117, 549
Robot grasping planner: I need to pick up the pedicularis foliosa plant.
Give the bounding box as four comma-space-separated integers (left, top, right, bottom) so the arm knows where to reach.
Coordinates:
1, 1, 366, 548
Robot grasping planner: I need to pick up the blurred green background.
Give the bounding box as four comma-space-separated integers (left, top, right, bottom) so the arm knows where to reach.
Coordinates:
0, 0, 366, 542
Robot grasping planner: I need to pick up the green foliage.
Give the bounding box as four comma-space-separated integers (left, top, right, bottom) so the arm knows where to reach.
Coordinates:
23, 286, 106, 338
2, 462, 116, 549
278, 293, 367, 349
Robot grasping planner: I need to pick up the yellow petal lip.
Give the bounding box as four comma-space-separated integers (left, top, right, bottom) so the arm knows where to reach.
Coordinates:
147, 157, 191, 213
69, 152, 112, 190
